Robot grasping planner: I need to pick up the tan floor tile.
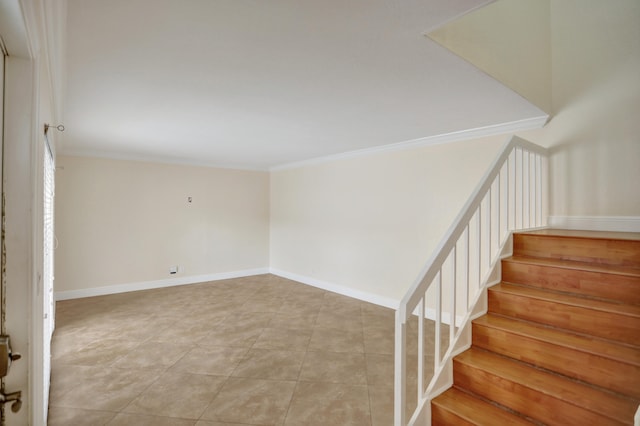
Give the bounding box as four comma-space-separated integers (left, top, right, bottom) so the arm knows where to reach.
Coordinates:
223, 311, 275, 328
199, 323, 263, 348
253, 285, 289, 300
365, 353, 393, 387
239, 297, 284, 313
153, 318, 223, 345
368, 385, 394, 426
363, 325, 394, 355
53, 367, 162, 411
61, 338, 140, 366
293, 381, 369, 403
51, 277, 397, 425
232, 349, 305, 380
277, 300, 322, 316
179, 304, 237, 322
51, 330, 108, 360
102, 318, 178, 342
284, 382, 371, 426
308, 327, 364, 353
123, 371, 226, 419
374, 382, 418, 421
268, 311, 317, 330
252, 327, 312, 350
315, 309, 363, 331
107, 413, 197, 426
47, 406, 116, 426
201, 378, 296, 425
49, 364, 101, 403
170, 346, 247, 376
299, 351, 367, 385
362, 312, 395, 329
114, 341, 190, 370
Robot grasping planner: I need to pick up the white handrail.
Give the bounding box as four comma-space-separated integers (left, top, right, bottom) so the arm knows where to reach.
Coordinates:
394, 135, 549, 425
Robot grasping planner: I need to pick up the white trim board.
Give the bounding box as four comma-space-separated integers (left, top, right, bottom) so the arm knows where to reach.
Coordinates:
54, 268, 270, 301
548, 216, 640, 233
60, 115, 549, 172
271, 115, 548, 171
270, 268, 400, 310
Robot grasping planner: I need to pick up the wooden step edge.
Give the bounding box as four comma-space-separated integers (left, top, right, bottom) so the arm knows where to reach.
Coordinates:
515, 229, 640, 242
473, 314, 640, 366
495, 277, 640, 310
501, 257, 640, 306
432, 387, 538, 426
490, 282, 640, 318
512, 231, 640, 268
455, 348, 639, 425
504, 255, 640, 277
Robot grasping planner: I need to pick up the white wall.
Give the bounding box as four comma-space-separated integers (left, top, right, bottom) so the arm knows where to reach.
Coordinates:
520, 0, 640, 223
270, 136, 506, 304
55, 157, 270, 294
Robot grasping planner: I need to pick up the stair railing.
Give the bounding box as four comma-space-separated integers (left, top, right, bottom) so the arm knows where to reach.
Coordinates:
394, 135, 549, 425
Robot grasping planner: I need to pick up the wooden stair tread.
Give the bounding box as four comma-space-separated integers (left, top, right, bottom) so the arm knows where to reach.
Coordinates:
491, 282, 640, 318
517, 229, 640, 242
506, 255, 640, 277
489, 283, 640, 345
513, 231, 640, 268
502, 256, 640, 304
433, 230, 640, 425
517, 229, 640, 241
473, 314, 640, 399
432, 387, 536, 425
474, 314, 640, 366
455, 348, 639, 424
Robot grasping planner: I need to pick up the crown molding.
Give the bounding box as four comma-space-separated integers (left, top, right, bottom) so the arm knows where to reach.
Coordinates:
60, 115, 548, 172
270, 115, 548, 171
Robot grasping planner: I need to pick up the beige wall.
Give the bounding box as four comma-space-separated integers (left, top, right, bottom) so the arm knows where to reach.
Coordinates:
428, 0, 552, 113
520, 0, 640, 218
269, 1, 640, 304
270, 136, 506, 303
429, 0, 640, 218
55, 157, 270, 292
55, 1, 639, 305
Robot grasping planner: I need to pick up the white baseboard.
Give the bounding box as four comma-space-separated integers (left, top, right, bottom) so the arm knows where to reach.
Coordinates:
548, 216, 640, 233
55, 267, 270, 301
270, 268, 400, 310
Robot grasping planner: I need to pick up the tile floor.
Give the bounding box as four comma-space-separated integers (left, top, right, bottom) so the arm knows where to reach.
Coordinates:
49, 274, 441, 425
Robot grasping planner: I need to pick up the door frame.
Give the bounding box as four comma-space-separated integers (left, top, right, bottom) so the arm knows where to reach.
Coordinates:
0, 0, 61, 424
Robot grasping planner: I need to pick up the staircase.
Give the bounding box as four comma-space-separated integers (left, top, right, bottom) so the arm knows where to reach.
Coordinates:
431, 229, 640, 425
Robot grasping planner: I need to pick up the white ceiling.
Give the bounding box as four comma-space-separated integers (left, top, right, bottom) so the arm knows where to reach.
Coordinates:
63, 0, 546, 170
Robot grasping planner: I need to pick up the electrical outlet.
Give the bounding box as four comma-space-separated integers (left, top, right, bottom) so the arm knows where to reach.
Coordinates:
169, 266, 178, 274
